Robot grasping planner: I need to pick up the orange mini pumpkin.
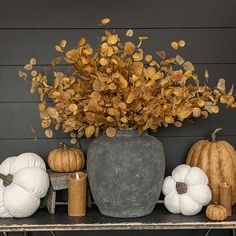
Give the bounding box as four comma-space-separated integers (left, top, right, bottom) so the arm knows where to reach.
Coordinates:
206, 204, 227, 221
186, 128, 236, 205
48, 142, 85, 173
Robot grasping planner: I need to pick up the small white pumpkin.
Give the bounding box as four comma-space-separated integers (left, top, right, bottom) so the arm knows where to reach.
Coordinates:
162, 164, 212, 216
0, 153, 49, 218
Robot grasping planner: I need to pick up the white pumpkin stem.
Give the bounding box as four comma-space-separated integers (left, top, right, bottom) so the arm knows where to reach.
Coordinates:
0, 173, 13, 187
176, 182, 187, 194
211, 128, 222, 142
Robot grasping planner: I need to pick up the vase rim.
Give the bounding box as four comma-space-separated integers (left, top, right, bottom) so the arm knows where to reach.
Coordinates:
115, 129, 148, 137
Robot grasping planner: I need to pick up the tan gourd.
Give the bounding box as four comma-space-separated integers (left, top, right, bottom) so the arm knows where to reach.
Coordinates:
186, 128, 236, 205
206, 204, 227, 221
48, 143, 85, 173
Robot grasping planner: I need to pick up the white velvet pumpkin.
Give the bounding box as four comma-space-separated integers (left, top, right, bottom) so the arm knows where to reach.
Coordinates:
162, 164, 212, 216
0, 153, 49, 218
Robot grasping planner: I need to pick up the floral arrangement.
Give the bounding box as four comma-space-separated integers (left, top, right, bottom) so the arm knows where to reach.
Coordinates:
19, 18, 236, 143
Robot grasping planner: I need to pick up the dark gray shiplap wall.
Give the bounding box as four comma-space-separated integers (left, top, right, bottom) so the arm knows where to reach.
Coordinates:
0, 0, 236, 235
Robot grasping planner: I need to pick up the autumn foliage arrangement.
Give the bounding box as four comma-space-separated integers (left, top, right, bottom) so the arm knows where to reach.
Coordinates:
19, 18, 236, 143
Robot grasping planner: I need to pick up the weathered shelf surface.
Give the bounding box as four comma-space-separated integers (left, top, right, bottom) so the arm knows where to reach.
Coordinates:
0, 204, 236, 232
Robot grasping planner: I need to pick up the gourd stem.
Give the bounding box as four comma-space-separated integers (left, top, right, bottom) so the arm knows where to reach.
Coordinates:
60, 141, 68, 150
0, 173, 13, 187
211, 128, 222, 142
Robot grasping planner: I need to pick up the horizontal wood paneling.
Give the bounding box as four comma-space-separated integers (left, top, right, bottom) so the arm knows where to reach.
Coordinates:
1, 64, 236, 102
0, 0, 236, 28
1, 136, 236, 176
1, 102, 236, 139
1, 29, 236, 65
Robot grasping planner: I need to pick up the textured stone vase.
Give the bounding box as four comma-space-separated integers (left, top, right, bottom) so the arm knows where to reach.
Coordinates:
87, 130, 165, 218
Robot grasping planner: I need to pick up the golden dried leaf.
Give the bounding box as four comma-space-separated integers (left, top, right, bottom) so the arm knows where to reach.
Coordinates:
60, 40, 67, 48
183, 61, 195, 71
119, 76, 128, 89
38, 103, 46, 112
41, 119, 51, 128
126, 89, 136, 103
90, 91, 102, 101
68, 104, 78, 113
85, 126, 95, 138
83, 46, 93, 55
145, 55, 153, 63
106, 127, 117, 137
78, 37, 86, 47
220, 95, 234, 106
133, 49, 143, 61
165, 116, 174, 124
18, 70, 27, 80
228, 85, 234, 96
156, 50, 166, 59
171, 42, 179, 50
100, 18, 111, 25
86, 112, 96, 121
100, 58, 108, 66
192, 108, 201, 118
204, 70, 209, 81
143, 118, 153, 130
31, 70, 37, 77
126, 29, 134, 37
24, 64, 32, 70
45, 129, 53, 138
174, 121, 182, 128
107, 34, 118, 45
176, 106, 192, 119
176, 55, 185, 65
124, 41, 136, 54
30, 58, 37, 65
211, 106, 219, 113
178, 40, 185, 47
198, 99, 205, 107
201, 111, 208, 118
55, 45, 63, 52
217, 78, 226, 92
146, 67, 156, 77
109, 82, 117, 90
47, 107, 59, 119
70, 138, 77, 144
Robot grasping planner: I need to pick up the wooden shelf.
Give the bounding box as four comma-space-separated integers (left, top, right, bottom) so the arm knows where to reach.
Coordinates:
0, 204, 236, 232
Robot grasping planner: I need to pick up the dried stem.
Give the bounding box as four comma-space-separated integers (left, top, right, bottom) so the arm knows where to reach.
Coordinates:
211, 128, 222, 142
60, 141, 69, 150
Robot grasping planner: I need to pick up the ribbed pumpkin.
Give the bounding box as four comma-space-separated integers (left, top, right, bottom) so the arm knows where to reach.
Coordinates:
186, 128, 236, 205
206, 204, 227, 221
48, 143, 85, 173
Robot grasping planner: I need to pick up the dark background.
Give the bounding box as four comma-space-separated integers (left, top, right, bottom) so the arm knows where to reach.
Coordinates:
0, 0, 236, 235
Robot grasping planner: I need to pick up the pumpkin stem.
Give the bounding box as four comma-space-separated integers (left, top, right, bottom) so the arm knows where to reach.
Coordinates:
0, 173, 13, 187
176, 182, 188, 194
211, 128, 222, 142
60, 141, 68, 150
